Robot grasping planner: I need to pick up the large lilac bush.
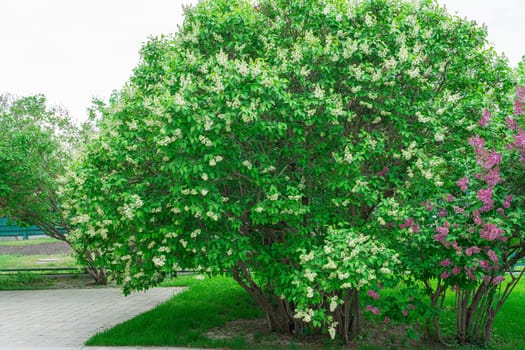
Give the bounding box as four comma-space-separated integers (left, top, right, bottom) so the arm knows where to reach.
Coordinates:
64, 0, 519, 344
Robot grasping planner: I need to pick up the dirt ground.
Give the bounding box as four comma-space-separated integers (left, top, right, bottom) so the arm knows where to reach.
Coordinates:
0, 241, 72, 256
205, 318, 447, 349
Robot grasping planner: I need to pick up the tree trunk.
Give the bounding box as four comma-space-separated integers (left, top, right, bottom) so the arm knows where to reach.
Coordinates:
334, 288, 360, 344
10, 213, 108, 285
230, 261, 362, 343
453, 272, 523, 346
46, 225, 108, 285
83, 252, 108, 285
231, 262, 295, 334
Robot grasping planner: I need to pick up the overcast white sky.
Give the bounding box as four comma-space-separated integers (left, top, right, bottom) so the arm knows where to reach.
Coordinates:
1, 0, 523, 122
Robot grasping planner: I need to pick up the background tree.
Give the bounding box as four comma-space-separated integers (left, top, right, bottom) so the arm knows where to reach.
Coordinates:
67, 0, 514, 342
0, 93, 106, 284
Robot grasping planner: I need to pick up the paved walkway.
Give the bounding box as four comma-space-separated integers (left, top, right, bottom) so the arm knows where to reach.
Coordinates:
0, 287, 198, 350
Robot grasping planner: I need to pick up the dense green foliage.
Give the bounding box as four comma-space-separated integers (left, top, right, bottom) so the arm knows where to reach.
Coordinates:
67, 0, 520, 344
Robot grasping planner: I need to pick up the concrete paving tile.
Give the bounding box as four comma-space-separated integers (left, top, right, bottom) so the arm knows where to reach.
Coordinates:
0, 287, 183, 349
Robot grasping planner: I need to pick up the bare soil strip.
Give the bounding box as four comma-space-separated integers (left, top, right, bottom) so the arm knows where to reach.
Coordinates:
0, 241, 72, 256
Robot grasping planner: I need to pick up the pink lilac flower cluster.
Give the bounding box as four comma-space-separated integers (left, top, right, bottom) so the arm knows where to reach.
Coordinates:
477, 187, 494, 212
440, 258, 451, 267
509, 127, 525, 161
465, 246, 480, 256
507, 87, 525, 160
472, 210, 482, 225
399, 217, 420, 233
469, 137, 502, 173
482, 150, 502, 170
439, 250, 499, 280
441, 256, 483, 281
451, 241, 462, 254
478, 109, 491, 126
421, 199, 433, 211
492, 275, 505, 285
376, 166, 390, 177
483, 168, 501, 187
367, 289, 380, 300
456, 177, 468, 191
478, 259, 490, 271
366, 305, 379, 315
435, 88, 522, 288
399, 217, 413, 229
465, 267, 476, 280
487, 249, 499, 264
503, 195, 513, 208
479, 223, 505, 241
434, 221, 450, 243
468, 135, 485, 149
506, 116, 518, 130
454, 206, 466, 214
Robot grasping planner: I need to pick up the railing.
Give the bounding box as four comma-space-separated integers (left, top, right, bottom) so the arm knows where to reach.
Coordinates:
0, 217, 65, 240
0, 267, 87, 278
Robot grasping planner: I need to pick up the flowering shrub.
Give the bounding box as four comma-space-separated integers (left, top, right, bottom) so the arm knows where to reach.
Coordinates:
66, 0, 515, 342
377, 88, 525, 345
287, 228, 397, 342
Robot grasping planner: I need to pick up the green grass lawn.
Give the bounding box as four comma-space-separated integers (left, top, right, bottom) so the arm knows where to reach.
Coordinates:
0, 237, 84, 289
86, 275, 264, 348
0, 272, 54, 290
85, 276, 525, 350
0, 236, 79, 270
421, 278, 525, 350
488, 279, 525, 350
0, 253, 82, 290
0, 253, 78, 270
0, 237, 59, 246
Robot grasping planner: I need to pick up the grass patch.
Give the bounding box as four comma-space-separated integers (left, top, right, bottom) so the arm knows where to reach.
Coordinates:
86, 275, 263, 348
0, 237, 60, 246
86, 276, 525, 349
489, 279, 525, 350
0, 272, 95, 290
424, 279, 525, 350
0, 272, 53, 290
0, 253, 78, 270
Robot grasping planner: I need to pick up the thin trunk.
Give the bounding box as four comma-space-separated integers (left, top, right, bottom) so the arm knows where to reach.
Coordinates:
342, 290, 351, 344
465, 280, 487, 331
231, 262, 294, 334
36, 221, 108, 285
82, 252, 108, 285
350, 289, 360, 338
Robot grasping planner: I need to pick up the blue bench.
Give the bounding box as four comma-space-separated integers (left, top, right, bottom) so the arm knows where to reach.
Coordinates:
513, 259, 525, 272
0, 217, 47, 240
